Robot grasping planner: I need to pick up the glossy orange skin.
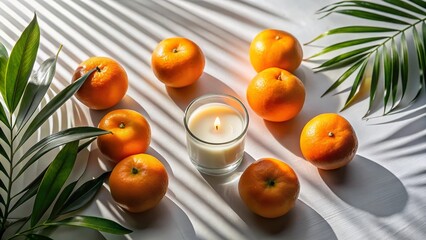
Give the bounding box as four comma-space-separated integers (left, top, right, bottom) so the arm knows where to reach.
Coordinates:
300, 113, 358, 170
151, 37, 205, 88
250, 29, 303, 73
72, 57, 128, 110
109, 154, 169, 213
238, 158, 300, 218
247, 67, 305, 122
97, 109, 151, 163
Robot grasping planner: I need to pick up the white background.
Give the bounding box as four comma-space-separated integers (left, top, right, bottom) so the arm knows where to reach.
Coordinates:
0, 0, 425, 239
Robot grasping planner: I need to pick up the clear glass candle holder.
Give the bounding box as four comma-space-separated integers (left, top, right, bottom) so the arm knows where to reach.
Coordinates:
184, 94, 249, 175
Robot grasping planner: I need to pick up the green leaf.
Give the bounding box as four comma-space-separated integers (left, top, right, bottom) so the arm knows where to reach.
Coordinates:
390, 38, 400, 111
335, 9, 410, 25
0, 143, 9, 162
413, 25, 426, 99
15, 127, 109, 179
11, 140, 93, 213
18, 68, 96, 149
322, 59, 366, 97
350, 1, 420, 20
0, 43, 8, 99
16, 57, 57, 130
49, 180, 78, 220
10, 168, 48, 213
5, 14, 40, 112
386, 0, 426, 15
0, 179, 6, 191
341, 60, 369, 111
408, 0, 426, 9
0, 103, 10, 129
56, 172, 110, 217
314, 46, 374, 71
25, 234, 53, 240
399, 33, 409, 101
0, 162, 8, 177
364, 51, 382, 118
45, 216, 132, 235
383, 44, 392, 113
305, 26, 397, 45
0, 124, 9, 146
307, 37, 385, 60
31, 141, 79, 227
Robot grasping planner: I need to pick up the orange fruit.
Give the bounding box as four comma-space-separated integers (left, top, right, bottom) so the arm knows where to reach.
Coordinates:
72, 56, 128, 110
246, 67, 305, 122
300, 113, 358, 170
109, 154, 169, 213
97, 109, 151, 163
249, 29, 303, 73
238, 158, 300, 218
151, 37, 205, 88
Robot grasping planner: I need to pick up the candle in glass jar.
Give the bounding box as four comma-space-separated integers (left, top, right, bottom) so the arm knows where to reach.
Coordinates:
184, 95, 249, 175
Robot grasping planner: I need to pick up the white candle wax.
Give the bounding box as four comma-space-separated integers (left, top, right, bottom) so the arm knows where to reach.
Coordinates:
187, 103, 245, 170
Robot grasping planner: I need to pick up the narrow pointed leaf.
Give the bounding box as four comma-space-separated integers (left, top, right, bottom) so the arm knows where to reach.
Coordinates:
305, 26, 397, 45
16, 57, 57, 130
413, 26, 426, 94
0, 127, 9, 148
45, 216, 132, 234
0, 43, 8, 98
365, 51, 382, 118
383, 45, 392, 113
0, 193, 5, 206
314, 45, 374, 70
25, 234, 53, 240
49, 180, 78, 220
16, 126, 108, 170
10, 167, 47, 213
322, 59, 366, 97
5, 14, 40, 112
389, 39, 400, 111
335, 9, 409, 25
341, 60, 369, 111
57, 172, 110, 216
307, 37, 385, 60
18, 68, 96, 149
0, 144, 9, 162
386, 0, 426, 15
350, 1, 420, 20
0, 179, 6, 191
0, 104, 9, 129
10, 140, 93, 213
0, 162, 7, 177
409, 0, 426, 9
31, 141, 79, 227
399, 33, 409, 101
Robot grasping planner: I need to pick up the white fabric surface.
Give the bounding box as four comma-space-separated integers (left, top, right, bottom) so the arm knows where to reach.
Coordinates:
0, 0, 425, 239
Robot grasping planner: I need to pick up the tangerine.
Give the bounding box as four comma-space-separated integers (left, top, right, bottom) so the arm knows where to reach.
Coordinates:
238, 158, 300, 218
246, 67, 305, 122
151, 37, 205, 88
72, 56, 128, 110
249, 29, 303, 73
109, 154, 168, 213
300, 113, 358, 170
97, 109, 151, 163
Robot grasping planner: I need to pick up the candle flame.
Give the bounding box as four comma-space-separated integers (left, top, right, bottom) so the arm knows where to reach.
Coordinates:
214, 117, 220, 131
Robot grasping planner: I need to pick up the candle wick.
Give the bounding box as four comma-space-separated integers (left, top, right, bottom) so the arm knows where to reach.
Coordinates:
215, 125, 219, 131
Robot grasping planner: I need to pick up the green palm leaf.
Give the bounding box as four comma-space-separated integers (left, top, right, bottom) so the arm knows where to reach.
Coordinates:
4, 14, 40, 112
0, 15, 129, 239
17, 68, 96, 149
307, 0, 426, 117
0, 43, 8, 99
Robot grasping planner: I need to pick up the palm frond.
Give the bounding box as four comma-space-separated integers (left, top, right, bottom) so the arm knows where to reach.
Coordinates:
307, 0, 426, 117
